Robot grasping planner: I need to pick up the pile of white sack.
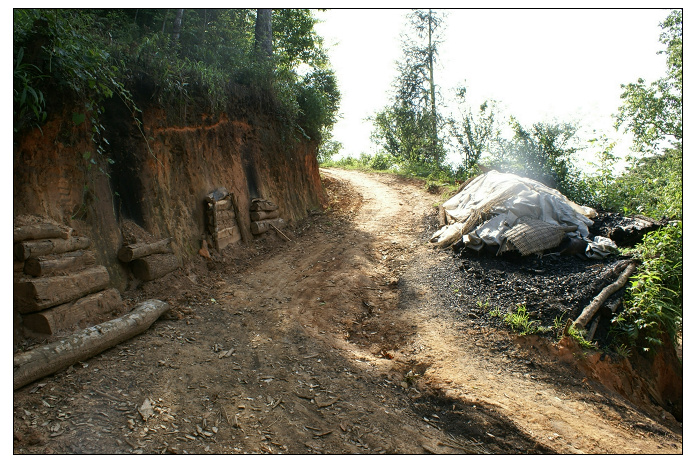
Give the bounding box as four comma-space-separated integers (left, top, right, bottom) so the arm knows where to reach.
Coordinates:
430, 170, 618, 259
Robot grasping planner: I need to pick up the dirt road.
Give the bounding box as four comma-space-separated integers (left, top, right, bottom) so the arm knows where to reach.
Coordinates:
13, 169, 682, 454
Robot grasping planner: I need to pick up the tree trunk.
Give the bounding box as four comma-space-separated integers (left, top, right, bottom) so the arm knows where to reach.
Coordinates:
117, 238, 173, 262
14, 223, 70, 242
161, 9, 169, 34
14, 266, 111, 314
427, 9, 439, 166
14, 299, 169, 390
172, 8, 184, 42
24, 250, 97, 277
14, 236, 91, 261
254, 8, 273, 60
199, 9, 207, 43
22, 288, 122, 335
132, 254, 181, 281
250, 210, 280, 221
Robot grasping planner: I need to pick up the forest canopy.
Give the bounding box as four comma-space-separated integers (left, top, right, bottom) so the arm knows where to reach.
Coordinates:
13, 8, 340, 142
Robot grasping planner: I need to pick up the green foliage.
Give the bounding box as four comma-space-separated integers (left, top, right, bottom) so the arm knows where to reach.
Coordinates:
296, 67, 340, 140
614, 10, 682, 155
367, 152, 397, 171
576, 10, 682, 220
610, 150, 681, 219
567, 326, 595, 350
488, 118, 581, 195
612, 222, 682, 353
570, 135, 620, 210
317, 128, 343, 164
592, 11, 683, 357
447, 87, 500, 176
13, 47, 47, 133
13, 8, 340, 143
551, 316, 595, 349
13, 8, 140, 153
502, 304, 540, 336
371, 9, 446, 170
321, 153, 375, 171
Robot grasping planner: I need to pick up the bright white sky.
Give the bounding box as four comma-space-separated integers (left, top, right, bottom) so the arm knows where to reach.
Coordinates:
314, 8, 670, 164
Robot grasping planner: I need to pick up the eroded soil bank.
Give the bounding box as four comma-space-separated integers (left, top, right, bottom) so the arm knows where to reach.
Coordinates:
13, 169, 682, 454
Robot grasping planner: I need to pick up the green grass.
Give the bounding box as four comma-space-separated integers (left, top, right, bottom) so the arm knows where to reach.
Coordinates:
502, 304, 540, 336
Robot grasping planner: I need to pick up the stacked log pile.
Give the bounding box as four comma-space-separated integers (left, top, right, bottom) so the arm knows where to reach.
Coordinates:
250, 198, 286, 236
13, 223, 122, 335
118, 237, 180, 282
205, 187, 241, 251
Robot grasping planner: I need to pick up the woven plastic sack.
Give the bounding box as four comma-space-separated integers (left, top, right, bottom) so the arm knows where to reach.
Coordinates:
502, 217, 567, 256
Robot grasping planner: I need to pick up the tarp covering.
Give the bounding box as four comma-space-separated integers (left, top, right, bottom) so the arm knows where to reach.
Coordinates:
430, 171, 618, 258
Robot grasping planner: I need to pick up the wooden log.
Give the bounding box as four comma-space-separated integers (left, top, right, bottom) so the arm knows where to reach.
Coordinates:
214, 199, 233, 211
13, 299, 169, 390
214, 226, 242, 250
214, 210, 237, 229
574, 260, 637, 329
213, 223, 240, 237
117, 237, 173, 262
14, 266, 111, 314
250, 198, 279, 212
216, 209, 236, 221
24, 250, 97, 277
14, 261, 25, 274
14, 236, 91, 261
437, 206, 447, 228
214, 226, 241, 239
22, 288, 122, 335
251, 218, 286, 235
250, 210, 280, 221
14, 223, 71, 242
131, 253, 181, 281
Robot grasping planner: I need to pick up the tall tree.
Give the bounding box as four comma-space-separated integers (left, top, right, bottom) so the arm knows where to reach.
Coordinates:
172, 9, 184, 43
607, 10, 682, 219
254, 8, 272, 61
371, 9, 446, 169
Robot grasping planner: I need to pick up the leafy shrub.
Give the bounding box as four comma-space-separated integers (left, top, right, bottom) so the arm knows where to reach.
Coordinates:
612, 221, 682, 352
368, 152, 396, 171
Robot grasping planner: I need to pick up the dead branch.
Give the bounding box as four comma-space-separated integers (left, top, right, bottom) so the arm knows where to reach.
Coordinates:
270, 223, 291, 241
574, 260, 637, 329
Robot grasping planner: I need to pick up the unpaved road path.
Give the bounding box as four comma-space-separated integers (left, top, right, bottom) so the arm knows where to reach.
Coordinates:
13, 169, 682, 454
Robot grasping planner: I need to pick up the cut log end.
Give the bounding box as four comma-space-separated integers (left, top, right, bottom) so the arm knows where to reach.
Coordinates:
15, 266, 111, 314
118, 238, 173, 262
22, 288, 122, 335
